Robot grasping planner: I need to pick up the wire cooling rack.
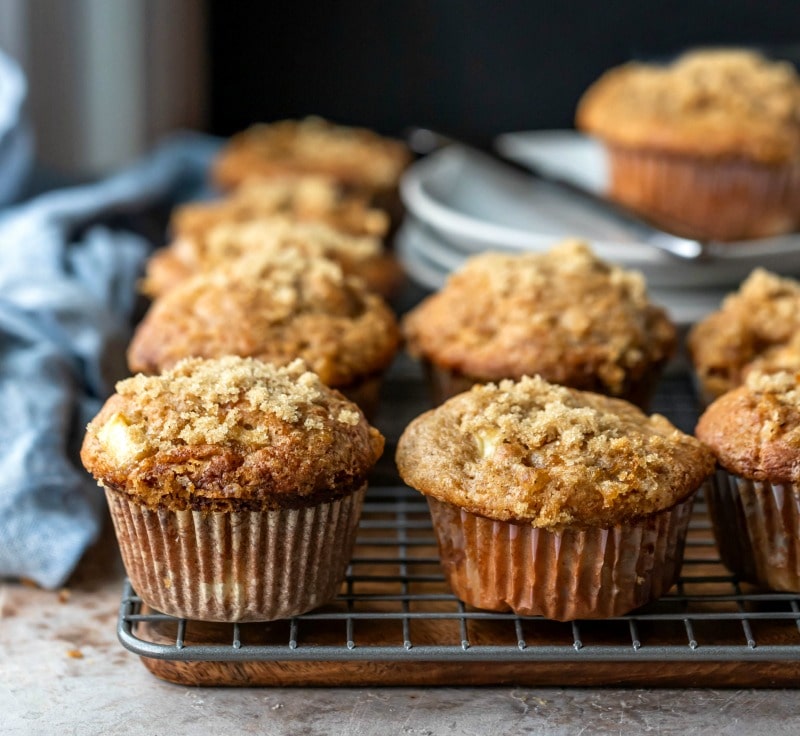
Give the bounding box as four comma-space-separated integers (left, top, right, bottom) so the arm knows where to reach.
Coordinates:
117, 486, 800, 664
115, 373, 800, 684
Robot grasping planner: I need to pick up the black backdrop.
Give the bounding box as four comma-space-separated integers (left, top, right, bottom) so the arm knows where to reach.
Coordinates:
208, 1, 800, 146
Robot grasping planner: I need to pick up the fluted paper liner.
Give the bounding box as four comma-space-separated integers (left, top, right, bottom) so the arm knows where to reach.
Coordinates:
105, 485, 366, 622
427, 492, 698, 621
707, 470, 800, 592
607, 146, 800, 241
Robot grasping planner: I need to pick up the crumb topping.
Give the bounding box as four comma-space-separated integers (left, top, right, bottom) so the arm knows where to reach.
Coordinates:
172, 176, 389, 241
204, 218, 381, 263
688, 269, 800, 400
336, 409, 361, 426
743, 337, 800, 381
577, 49, 800, 162
80, 356, 385, 509
745, 369, 800, 400
141, 216, 384, 299
402, 240, 675, 395
696, 369, 800, 482
221, 243, 351, 291
213, 117, 411, 191
396, 375, 713, 529
116, 357, 331, 445
128, 250, 401, 384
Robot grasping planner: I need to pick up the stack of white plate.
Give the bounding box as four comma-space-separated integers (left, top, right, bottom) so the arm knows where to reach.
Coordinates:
397, 130, 800, 326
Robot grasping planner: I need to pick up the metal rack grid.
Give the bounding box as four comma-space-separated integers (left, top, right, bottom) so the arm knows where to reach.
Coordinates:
118, 486, 800, 663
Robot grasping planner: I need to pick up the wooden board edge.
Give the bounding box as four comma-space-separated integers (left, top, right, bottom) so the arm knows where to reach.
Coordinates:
139, 656, 800, 688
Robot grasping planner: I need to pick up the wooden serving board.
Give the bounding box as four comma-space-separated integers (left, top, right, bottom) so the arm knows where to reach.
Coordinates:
141, 655, 800, 688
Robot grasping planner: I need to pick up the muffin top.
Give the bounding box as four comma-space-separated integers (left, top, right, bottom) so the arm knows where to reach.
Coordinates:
213, 117, 411, 192
396, 375, 714, 530
576, 48, 800, 163
743, 337, 800, 380
402, 240, 675, 396
80, 357, 385, 510
688, 269, 800, 400
696, 370, 800, 483
171, 176, 389, 243
141, 215, 387, 299
129, 250, 400, 385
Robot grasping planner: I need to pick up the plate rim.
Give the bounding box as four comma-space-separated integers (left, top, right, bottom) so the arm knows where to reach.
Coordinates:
396, 215, 727, 326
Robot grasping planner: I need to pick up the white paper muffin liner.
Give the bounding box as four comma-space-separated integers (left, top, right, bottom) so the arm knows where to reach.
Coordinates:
706, 470, 800, 591
427, 491, 699, 621
105, 484, 366, 622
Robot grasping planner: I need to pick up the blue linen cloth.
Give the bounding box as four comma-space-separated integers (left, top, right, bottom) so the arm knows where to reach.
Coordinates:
0, 133, 219, 588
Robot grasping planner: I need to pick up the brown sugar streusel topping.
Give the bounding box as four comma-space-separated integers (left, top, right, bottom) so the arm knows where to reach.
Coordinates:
688, 269, 800, 400
696, 370, 800, 483
141, 215, 385, 298
402, 240, 675, 395
742, 338, 800, 380
203, 218, 381, 264
171, 176, 389, 241
577, 49, 800, 163
129, 248, 400, 384
80, 357, 384, 509
213, 117, 410, 191
396, 375, 714, 530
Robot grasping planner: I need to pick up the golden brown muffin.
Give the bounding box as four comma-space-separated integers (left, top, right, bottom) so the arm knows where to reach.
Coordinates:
129, 249, 401, 417
402, 240, 676, 408
696, 370, 800, 591
173, 175, 389, 241
742, 338, 800, 380
212, 117, 411, 220
142, 214, 403, 300
396, 375, 714, 620
577, 49, 800, 241
80, 356, 384, 621
688, 269, 800, 403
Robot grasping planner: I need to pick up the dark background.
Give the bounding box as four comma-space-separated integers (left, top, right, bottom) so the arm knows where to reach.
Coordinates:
207, 0, 800, 146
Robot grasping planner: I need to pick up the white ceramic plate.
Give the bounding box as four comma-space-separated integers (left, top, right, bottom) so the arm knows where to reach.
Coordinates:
400, 132, 800, 291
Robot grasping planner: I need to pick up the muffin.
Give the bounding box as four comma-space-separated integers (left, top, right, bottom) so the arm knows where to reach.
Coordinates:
402, 240, 676, 408
142, 214, 403, 300
396, 375, 715, 621
172, 175, 389, 241
742, 338, 800, 380
576, 48, 800, 241
212, 117, 411, 220
129, 249, 401, 418
696, 370, 800, 591
688, 268, 800, 404
80, 356, 384, 621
